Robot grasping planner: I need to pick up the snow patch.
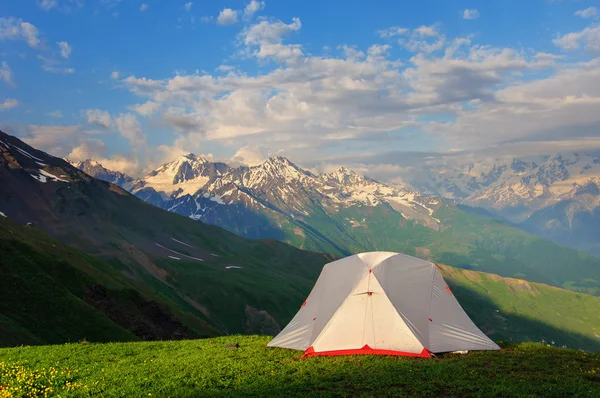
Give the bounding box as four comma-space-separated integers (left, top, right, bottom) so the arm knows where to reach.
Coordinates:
0, 211, 6, 218
30, 173, 47, 183
14, 145, 44, 162
36, 161, 47, 167
171, 237, 195, 248
39, 169, 69, 183
225, 266, 242, 269
155, 243, 204, 261
168, 256, 181, 260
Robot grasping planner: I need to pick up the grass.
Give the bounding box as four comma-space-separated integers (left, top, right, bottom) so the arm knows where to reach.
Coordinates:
3, 215, 600, 353
1, 336, 599, 397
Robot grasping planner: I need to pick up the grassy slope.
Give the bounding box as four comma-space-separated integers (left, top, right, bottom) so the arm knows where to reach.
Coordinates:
272, 202, 600, 296
3, 213, 600, 352
440, 265, 600, 352
0, 216, 218, 348
1, 336, 599, 397
0, 213, 335, 344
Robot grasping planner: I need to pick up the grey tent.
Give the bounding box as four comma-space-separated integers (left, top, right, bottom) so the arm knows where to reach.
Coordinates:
268, 252, 499, 357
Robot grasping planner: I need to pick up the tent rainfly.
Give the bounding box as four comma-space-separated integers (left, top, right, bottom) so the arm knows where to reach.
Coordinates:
268, 252, 500, 357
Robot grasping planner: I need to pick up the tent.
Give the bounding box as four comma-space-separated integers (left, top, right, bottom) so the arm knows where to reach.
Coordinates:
268, 252, 499, 357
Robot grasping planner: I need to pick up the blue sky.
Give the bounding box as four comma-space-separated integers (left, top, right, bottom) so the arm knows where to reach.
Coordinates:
1, 0, 600, 178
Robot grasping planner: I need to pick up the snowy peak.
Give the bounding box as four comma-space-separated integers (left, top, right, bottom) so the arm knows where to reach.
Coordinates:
244, 156, 313, 187
137, 154, 227, 198
321, 166, 373, 187
69, 159, 135, 189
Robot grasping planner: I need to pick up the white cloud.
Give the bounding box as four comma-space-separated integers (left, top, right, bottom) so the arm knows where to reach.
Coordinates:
16, 125, 101, 162
230, 144, 271, 166
462, 9, 479, 20
140, 3, 148, 12
414, 25, 438, 36
47, 110, 63, 118
38, 55, 75, 74
0, 17, 41, 48
243, 1, 265, 20
378, 26, 409, 38
130, 100, 160, 116
110, 71, 120, 80
184, 2, 193, 12
0, 62, 15, 87
554, 25, 600, 55
574, 7, 598, 19
242, 17, 303, 62
217, 8, 239, 26
38, 0, 58, 11
105, 14, 600, 172
57, 41, 72, 59
85, 109, 113, 128
115, 113, 146, 149
0, 98, 18, 111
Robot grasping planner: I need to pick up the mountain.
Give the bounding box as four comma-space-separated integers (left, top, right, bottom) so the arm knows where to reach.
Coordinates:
67, 159, 136, 190
3, 129, 600, 352
0, 130, 334, 341
74, 151, 600, 296
411, 153, 600, 256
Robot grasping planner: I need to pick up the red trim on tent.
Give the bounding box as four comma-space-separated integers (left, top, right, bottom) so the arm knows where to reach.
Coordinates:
369, 269, 372, 273
445, 285, 453, 295
302, 345, 431, 358
301, 301, 307, 307
428, 318, 432, 322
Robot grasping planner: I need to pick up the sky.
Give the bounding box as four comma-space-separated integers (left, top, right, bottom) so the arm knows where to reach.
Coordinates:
1, 0, 600, 179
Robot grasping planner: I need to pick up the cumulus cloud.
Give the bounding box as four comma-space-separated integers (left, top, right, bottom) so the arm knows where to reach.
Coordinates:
574, 7, 598, 19
140, 3, 148, 12
554, 25, 600, 55
57, 41, 71, 59
0, 62, 15, 87
462, 9, 479, 20
101, 13, 600, 173
243, 1, 265, 20
242, 17, 303, 62
0, 98, 18, 111
17, 124, 100, 159
217, 8, 239, 25
130, 100, 160, 116
111, 71, 120, 79
0, 17, 41, 48
85, 109, 113, 128
115, 113, 146, 148
184, 2, 193, 12
230, 144, 271, 166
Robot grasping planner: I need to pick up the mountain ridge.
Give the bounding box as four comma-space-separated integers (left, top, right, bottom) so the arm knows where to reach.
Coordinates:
410, 153, 600, 256
68, 146, 600, 296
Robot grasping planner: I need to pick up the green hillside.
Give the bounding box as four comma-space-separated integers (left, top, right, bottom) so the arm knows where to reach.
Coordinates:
2, 214, 600, 352
1, 337, 599, 397
272, 202, 600, 296
0, 215, 330, 347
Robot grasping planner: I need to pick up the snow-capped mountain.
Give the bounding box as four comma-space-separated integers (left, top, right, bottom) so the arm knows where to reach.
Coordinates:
73, 154, 444, 245
411, 152, 600, 256
66, 146, 600, 294
68, 159, 136, 191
